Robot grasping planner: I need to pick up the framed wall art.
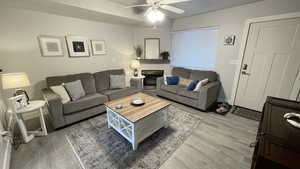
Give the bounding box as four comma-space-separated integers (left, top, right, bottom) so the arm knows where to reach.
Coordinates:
8, 95, 28, 112
66, 36, 90, 57
144, 38, 160, 59
91, 40, 106, 55
38, 35, 64, 57
224, 35, 236, 46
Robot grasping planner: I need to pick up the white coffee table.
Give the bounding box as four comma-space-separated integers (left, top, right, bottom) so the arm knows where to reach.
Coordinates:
105, 93, 170, 150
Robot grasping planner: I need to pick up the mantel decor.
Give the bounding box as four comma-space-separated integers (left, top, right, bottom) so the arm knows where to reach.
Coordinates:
134, 45, 143, 59
144, 38, 160, 59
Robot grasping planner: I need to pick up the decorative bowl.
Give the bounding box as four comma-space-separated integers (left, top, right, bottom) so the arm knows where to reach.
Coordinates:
131, 98, 145, 106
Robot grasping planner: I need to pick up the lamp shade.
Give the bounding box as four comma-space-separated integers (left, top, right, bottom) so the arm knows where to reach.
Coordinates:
130, 60, 141, 69
1, 72, 30, 89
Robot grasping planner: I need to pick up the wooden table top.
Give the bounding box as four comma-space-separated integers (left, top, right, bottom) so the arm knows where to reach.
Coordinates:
104, 93, 170, 123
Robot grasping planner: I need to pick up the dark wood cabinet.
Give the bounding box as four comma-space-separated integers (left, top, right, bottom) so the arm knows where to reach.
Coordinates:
251, 97, 300, 169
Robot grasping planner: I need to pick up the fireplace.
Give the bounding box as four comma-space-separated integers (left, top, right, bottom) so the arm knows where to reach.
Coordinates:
142, 70, 164, 89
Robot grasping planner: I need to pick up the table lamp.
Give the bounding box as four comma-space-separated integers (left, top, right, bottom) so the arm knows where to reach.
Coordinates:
1, 72, 31, 104
131, 60, 141, 77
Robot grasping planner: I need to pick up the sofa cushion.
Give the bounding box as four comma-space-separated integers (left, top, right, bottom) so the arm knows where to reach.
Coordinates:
101, 87, 140, 100
177, 86, 199, 100
110, 75, 126, 89
179, 77, 193, 87
63, 93, 108, 115
190, 70, 217, 82
187, 80, 199, 91
94, 69, 125, 92
50, 85, 71, 104
46, 73, 96, 94
194, 78, 209, 91
172, 67, 191, 79
64, 80, 86, 101
160, 85, 178, 94
166, 76, 179, 85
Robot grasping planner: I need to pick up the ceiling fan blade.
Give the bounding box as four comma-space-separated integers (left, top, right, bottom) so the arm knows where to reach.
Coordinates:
160, 5, 184, 14
160, 0, 191, 5
125, 4, 151, 8
147, 0, 155, 4
144, 7, 153, 16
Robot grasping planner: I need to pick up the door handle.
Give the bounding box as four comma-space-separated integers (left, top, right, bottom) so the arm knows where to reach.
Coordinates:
241, 71, 250, 75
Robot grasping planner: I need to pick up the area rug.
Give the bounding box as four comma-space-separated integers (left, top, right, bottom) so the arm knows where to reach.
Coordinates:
65, 106, 200, 169
232, 106, 262, 121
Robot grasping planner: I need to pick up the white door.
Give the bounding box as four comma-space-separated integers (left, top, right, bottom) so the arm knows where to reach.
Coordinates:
235, 18, 300, 111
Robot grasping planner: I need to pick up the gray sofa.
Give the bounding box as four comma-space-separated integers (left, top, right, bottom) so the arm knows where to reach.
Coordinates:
157, 67, 220, 111
42, 69, 143, 129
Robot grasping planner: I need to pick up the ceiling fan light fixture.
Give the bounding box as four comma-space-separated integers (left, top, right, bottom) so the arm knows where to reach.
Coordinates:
146, 9, 165, 23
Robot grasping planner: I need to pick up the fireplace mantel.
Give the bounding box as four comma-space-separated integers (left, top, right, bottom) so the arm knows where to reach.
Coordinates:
141, 70, 164, 89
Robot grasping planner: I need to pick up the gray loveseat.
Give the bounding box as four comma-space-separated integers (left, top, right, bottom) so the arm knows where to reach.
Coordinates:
42, 69, 143, 129
157, 67, 220, 111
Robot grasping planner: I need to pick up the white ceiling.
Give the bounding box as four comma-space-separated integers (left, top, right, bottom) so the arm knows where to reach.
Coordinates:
110, 0, 262, 18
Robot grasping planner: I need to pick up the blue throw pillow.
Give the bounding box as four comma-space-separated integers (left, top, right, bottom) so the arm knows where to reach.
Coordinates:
187, 80, 199, 91
166, 76, 179, 85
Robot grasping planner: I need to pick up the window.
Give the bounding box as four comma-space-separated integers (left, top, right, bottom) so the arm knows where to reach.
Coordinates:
171, 28, 219, 70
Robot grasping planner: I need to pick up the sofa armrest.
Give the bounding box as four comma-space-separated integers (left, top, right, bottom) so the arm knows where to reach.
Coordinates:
130, 78, 143, 91
198, 81, 220, 110
42, 88, 65, 129
156, 77, 165, 90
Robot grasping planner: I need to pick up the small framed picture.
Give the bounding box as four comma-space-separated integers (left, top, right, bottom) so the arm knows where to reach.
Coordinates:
38, 35, 64, 57
91, 40, 106, 55
66, 36, 90, 57
8, 95, 28, 112
224, 35, 236, 45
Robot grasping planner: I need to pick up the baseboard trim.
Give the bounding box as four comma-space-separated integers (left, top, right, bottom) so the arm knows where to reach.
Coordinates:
2, 137, 11, 169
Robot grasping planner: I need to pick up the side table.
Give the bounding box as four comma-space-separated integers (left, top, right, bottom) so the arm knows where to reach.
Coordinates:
132, 75, 145, 83
9, 100, 47, 143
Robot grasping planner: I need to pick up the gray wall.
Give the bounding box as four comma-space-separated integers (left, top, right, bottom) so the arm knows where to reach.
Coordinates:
0, 7, 135, 99
172, 0, 300, 102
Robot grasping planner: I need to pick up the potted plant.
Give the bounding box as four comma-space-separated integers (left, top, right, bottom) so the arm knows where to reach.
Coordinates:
160, 51, 170, 60
134, 45, 143, 59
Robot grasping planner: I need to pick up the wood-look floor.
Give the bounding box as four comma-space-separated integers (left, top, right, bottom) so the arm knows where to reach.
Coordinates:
11, 93, 259, 169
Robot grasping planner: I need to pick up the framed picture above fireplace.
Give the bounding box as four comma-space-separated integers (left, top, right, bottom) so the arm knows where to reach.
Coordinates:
144, 38, 160, 59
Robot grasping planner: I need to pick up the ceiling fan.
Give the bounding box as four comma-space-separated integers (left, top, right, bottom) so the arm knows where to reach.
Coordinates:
126, 0, 191, 23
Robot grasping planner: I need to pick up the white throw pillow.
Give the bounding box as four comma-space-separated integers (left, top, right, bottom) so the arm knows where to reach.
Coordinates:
194, 78, 209, 92
50, 85, 71, 104
164, 76, 170, 85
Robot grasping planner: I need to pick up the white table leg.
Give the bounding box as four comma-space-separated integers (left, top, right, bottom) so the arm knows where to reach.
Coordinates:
39, 107, 47, 136
132, 142, 138, 150
163, 107, 169, 128
15, 113, 34, 143
106, 109, 111, 128
132, 124, 138, 150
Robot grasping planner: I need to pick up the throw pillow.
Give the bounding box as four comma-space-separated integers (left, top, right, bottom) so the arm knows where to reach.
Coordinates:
194, 78, 209, 91
166, 76, 179, 85
164, 76, 168, 85
187, 80, 199, 91
64, 80, 86, 101
50, 85, 71, 104
110, 75, 126, 89
179, 77, 192, 86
